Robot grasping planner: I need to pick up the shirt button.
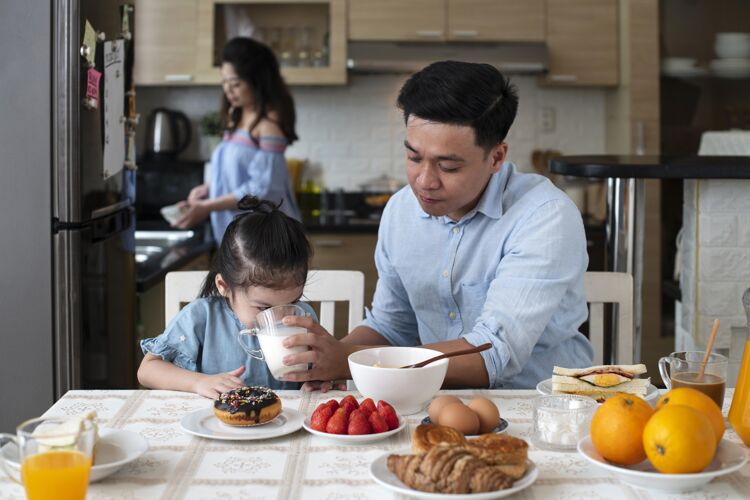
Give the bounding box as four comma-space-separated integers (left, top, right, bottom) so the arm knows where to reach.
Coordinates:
442, 270, 449, 278
448, 312, 456, 320
452, 227, 460, 234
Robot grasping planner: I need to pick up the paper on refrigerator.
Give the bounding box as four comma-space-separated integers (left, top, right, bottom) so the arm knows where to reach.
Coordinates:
103, 40, 125, 179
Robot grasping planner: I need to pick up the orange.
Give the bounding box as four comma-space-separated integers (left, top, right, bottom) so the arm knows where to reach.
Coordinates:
643, 404, 716, 473
590, 393, 655, 465
656, 387, 725, 444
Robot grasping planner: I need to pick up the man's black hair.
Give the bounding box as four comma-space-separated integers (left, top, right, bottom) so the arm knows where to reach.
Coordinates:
397, 61, 519, 151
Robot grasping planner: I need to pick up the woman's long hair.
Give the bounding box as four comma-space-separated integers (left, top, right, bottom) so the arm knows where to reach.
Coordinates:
220, 37, 298, 144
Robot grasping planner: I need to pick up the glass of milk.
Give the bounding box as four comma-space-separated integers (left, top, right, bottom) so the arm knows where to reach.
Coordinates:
237, 304, 309, 379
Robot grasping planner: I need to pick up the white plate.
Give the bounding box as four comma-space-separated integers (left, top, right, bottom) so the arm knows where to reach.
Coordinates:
180, 407, 304, 441
370, 448, 538, 499
420, 416, 509, 435
302, 415, 406, 444
577, 436, 747, 492
536, 378, 660, 405
661, 66, 709, 78
1, 429, 148, 483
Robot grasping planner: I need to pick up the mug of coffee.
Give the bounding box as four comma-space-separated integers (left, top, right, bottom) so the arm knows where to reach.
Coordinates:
0, 416, 96, 500
658, 351, 728, 408
237, 304, 309, 379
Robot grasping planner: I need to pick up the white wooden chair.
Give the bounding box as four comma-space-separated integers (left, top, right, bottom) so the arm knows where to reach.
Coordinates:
584, 271, 634, 365
164, 269, 365, 332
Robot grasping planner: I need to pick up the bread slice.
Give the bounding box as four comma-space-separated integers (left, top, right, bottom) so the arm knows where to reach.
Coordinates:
552, 364, 647, 377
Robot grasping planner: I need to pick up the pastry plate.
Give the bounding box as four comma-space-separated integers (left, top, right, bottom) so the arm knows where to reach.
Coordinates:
577, 436, 747, 493
302, 415, 406, 443
420, 417, 508, 435
181, 407, 304, 440
1, 428, 148, 482
536, 378, 660, 405
370, 448, 538, 499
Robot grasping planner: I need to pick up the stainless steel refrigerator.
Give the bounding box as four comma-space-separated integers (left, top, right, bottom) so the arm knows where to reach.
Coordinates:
0, 0, 137, 431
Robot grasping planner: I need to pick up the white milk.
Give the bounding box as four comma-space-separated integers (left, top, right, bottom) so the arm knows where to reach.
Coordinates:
256, 326, 308, 379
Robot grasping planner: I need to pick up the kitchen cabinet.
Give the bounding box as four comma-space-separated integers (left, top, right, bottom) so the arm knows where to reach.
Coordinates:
348, 0, 543, 42
309, 233, 378, 338
447, 0, 545, 42
134, 0, 346, 86
545, 0, 619, 86
133, 0, 200, 84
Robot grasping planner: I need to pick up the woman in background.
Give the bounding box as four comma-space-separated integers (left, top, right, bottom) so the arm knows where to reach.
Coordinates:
175, 37, 300, 244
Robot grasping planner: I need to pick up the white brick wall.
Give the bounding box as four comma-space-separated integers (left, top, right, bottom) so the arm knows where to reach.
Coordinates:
681, 178, 750, 350
136, 74, 606, 189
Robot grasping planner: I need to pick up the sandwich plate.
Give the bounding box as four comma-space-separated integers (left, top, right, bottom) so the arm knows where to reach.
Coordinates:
302, 416, 406, 444
370, 448, 538, 499
577, 436, 747, 493
536, 378, 660, 405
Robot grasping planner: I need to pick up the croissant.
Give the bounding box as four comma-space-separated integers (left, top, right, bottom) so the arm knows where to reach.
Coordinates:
465, 434, 528, 467
412, 424, 467, 454
388, 444, 515, 494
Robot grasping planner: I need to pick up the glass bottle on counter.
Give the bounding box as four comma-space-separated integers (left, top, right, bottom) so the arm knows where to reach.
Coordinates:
728, 287, 750, 445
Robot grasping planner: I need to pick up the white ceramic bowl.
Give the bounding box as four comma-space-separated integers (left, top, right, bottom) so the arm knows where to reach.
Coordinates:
715, 43, 750, 59
348, 347, 448, 415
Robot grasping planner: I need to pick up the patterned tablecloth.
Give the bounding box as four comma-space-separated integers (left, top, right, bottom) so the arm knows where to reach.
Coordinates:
1, 389, 748, 499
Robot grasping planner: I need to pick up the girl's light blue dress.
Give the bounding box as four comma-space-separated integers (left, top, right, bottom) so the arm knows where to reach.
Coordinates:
208, 130, 301, 243
140, 297, 316, 390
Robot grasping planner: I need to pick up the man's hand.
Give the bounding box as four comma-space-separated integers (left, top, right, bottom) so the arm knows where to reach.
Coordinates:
280, 316, 354, 383
174, 201, 210, 228
194, 366, 245, 399
187, 184, 210, 204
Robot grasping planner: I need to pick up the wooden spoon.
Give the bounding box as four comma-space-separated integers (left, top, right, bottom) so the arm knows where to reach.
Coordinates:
400, 343, 492, 369
697, 319, 720, 380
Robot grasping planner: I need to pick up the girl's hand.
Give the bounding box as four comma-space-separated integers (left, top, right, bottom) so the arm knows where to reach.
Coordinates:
279, 316, 355, 383
187, 184, 210, 204
174, 201, 211, 228
194, 366, 246, 399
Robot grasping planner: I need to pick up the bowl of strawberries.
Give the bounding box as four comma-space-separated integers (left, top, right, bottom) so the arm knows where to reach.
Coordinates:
303, 395, 405, 443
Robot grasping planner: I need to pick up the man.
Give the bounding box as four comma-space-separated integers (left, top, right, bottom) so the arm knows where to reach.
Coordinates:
282, 61, 593, 389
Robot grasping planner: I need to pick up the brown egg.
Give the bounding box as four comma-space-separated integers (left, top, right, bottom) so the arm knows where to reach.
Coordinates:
467, 397, 501, 434
427, 395, 462, 423
438, 402, 480, 435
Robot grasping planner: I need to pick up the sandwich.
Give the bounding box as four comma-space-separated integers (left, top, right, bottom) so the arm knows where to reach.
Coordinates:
551, 364, 649, 401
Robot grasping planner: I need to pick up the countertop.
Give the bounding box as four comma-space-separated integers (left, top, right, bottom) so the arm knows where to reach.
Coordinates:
550, 155, 750, 179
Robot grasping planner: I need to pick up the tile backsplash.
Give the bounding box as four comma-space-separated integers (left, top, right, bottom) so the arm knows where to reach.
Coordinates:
136, 74, 607, 190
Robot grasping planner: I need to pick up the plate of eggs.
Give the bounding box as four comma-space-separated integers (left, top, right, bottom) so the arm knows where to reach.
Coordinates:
423, 396, 507, 436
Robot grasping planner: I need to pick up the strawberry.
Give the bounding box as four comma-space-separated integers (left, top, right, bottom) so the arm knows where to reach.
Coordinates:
340, 395, 359, 410
310, 406, 333, 432
377, 401, 399, 430
347, 411, 372, 435
340, 400, 358, 415
324, 399, 339, 412
359, 398, 376, 416
368, 411, 389, 434
325, 408, 348, 434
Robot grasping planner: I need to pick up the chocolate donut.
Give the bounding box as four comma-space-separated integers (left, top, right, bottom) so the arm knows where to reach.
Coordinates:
213, 386, 282, 426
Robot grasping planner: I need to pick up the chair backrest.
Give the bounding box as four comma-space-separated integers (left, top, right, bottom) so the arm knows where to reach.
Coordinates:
584, 271, 634, 365
164, 269, 365, 333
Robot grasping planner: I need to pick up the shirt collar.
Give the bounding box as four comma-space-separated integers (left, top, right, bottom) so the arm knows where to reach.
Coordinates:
414, 162, 513, 223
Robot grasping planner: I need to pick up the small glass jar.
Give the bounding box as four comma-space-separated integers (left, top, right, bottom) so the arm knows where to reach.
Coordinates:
532, 395, 597, 451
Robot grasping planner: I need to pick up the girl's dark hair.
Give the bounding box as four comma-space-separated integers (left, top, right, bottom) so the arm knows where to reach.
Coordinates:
199, 196, 311, 297
220, 37, 298, 144
397, 60, 518, 152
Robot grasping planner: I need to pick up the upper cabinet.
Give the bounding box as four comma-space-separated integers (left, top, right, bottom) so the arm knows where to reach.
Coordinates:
135, 0, 347, 86
133, 0, 199, 84
348, 0, 446, 41
545, 0, 619, 86
348, 0, 543, 42
447, 0, 545, 42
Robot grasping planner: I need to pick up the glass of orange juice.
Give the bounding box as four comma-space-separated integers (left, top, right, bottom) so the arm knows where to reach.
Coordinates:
0, 416, 95, 500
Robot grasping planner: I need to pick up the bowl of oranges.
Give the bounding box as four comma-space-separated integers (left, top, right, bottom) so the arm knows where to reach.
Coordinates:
577, 388, 747, 492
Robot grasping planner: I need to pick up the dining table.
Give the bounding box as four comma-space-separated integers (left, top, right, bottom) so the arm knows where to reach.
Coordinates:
1, 389, 748, 499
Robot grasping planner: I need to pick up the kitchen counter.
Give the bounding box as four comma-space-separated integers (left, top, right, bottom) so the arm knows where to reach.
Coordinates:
550, 154, 750, 178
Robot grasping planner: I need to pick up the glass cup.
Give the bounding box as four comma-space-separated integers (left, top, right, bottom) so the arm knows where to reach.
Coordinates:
659, 351, 728, 408
532, 395, 598, 451
237, 304, 309, 380
0, 416, 96, 500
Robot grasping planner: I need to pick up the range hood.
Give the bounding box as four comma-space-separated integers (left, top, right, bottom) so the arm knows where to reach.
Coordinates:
347, 41, 548, 75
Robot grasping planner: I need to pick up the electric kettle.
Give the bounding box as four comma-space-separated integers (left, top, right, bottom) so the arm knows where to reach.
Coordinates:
146, 108, 192, 158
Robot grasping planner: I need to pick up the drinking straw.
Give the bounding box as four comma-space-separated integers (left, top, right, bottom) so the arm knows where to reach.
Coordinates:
698, 318, 720, 379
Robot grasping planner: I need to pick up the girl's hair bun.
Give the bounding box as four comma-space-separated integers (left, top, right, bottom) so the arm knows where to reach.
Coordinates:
237, 195, 279, 214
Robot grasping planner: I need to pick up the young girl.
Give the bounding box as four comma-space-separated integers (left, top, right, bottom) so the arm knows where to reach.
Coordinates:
174, 37, 300, 244
138, 196, 314, 398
